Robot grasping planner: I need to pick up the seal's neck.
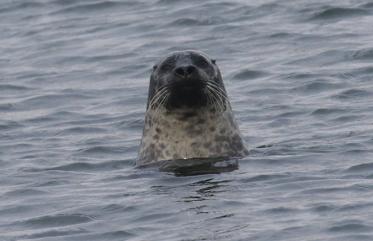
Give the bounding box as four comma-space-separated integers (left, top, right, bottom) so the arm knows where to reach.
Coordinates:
138, 107, 248, 165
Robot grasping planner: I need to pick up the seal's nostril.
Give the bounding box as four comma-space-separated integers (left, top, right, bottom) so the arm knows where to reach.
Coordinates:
174, 65, 196, 77
175, 67, 186, 77
186, 66, 196, 75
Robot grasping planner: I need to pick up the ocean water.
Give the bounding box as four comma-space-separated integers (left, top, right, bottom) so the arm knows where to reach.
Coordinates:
1, 0, 373, 240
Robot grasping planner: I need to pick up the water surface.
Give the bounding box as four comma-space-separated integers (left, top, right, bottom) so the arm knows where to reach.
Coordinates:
1, 0, 373, 240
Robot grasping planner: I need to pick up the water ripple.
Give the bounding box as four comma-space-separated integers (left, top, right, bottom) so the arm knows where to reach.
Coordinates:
169, 17, 223, 26
27, 159, 132, 172
232, 69, 268, 80
20, 213, 93, 228
21, 228, 87, 239
53, 1, 139, 14
345, 162, 373, 174
328, 221, 372, 233
310, 7, 369, 21
333, 89, 371, 100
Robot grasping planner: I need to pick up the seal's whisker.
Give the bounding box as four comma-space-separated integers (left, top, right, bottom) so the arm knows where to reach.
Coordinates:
152, 94, 169, 117
206, 81, 227, 99
149, 89, 164, 108
206, 85, 225, 112
205, 89, 215, 106
206, 83, 228, 106
206, 86, 222, 112
155, 93, 169, 115
149, 87, 169, 110
205, 88, 215, 108
214, 90, 226, 112
206, 83, 226, 104
209, 89, 226, 108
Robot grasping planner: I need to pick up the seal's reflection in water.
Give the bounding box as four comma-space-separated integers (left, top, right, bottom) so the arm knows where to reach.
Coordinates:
157, 157, 238, 176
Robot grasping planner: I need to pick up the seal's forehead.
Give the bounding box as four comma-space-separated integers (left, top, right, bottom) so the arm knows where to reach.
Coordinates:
157, 50, 211, 65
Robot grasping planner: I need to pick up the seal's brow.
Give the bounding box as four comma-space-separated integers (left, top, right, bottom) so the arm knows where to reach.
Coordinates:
163, 56, 176, 65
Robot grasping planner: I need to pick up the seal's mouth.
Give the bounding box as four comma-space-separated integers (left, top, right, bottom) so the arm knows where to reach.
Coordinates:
148, 79, 227, 113
173, 77, 205, 90
166, 77, 208, 109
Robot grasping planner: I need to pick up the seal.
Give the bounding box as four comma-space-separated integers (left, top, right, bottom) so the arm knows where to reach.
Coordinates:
137, 50, 248, 166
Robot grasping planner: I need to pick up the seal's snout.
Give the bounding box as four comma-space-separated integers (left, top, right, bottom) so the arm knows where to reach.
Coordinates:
174, 65, 197, 78
171, 64, 205, 92
172, 77, 205, 91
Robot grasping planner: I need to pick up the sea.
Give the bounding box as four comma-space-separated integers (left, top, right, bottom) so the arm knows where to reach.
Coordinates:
1, 0, 373, 240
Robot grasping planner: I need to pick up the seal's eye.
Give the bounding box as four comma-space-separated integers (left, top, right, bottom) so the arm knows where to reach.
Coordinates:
193, 56, 209, 68
159, 57, 175, 72
160, 63, 173, 72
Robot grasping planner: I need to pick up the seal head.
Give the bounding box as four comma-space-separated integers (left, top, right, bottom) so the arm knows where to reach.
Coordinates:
138, 50, 248, 166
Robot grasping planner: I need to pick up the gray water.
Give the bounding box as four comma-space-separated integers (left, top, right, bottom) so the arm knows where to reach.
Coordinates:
1, 0, 373, 240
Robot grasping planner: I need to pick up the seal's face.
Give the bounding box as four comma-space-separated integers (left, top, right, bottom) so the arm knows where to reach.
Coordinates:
147, 50, 226, 112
